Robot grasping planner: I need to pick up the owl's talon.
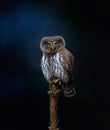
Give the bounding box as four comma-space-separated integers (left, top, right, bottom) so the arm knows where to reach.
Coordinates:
53, 79, 59, 83
59, 81, 61, 85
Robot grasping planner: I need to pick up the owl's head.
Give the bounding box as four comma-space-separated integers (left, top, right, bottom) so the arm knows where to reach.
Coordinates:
40, 36, 65, 54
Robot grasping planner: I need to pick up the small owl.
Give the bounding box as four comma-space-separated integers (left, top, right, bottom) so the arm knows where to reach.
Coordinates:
40, 36, 76, 97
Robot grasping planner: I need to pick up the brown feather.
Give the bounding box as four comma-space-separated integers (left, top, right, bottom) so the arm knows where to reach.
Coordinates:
60, 48, 74, 72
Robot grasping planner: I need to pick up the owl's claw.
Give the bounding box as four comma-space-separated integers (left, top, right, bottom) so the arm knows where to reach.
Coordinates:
53, 79, 62, 86
59, 81, 61, 85
53, 79, 59, 83
49, 79, 61, 85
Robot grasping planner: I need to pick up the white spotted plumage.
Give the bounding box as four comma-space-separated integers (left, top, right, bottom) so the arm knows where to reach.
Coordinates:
41, 52, 68, 82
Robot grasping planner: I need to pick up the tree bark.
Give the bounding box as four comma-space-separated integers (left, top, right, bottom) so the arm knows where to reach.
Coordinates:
48, 81, 61, 130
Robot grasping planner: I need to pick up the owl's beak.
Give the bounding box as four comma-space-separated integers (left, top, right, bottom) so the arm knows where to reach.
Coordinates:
51, 45, 55, 50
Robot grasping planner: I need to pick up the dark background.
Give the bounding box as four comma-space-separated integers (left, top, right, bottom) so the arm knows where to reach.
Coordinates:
0, 0, 107, 130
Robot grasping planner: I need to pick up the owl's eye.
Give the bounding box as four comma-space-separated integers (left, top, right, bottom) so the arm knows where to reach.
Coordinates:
54, 42, 57, 44
53, 41, 58, 45
47, 42, 51, 45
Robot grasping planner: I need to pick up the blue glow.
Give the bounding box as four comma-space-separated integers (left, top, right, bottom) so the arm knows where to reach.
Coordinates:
0, 2, 80, 98
0, 3, 77, 74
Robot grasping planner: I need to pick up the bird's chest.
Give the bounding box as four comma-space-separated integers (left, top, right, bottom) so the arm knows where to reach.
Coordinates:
41, 53, 64, 80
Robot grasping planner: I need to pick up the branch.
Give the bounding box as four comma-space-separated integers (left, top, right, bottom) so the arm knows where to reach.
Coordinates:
48, 79, 61, 130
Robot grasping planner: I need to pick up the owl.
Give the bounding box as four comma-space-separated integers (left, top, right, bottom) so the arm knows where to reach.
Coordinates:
40, 36, 76, 97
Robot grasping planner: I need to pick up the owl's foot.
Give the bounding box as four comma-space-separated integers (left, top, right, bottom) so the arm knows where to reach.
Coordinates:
49, 79, 62, 90
53, 79, 59, 83
49, 79, 61, 84
53, 79, 62, 85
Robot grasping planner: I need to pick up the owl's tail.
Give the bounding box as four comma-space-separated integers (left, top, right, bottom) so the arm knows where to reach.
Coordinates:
62, 82, 76, 97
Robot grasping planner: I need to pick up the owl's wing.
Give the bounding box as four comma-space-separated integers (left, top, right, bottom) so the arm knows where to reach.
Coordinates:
61, 48, 74, 72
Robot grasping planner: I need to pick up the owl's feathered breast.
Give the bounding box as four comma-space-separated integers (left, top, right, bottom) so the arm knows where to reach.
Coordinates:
41, 52, 68, 82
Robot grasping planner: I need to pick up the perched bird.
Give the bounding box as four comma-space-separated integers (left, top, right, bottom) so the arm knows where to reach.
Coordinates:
40, 36, 76, 97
